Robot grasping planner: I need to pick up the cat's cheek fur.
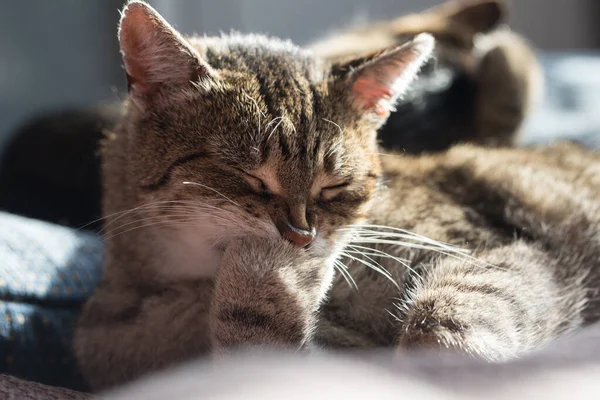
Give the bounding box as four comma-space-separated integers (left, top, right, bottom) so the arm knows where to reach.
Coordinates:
141, 209, 231, 280
160, 231, 224, 280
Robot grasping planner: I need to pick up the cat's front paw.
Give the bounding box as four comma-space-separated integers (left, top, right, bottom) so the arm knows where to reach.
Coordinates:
396, 308, 466, 355
395, 298, 514, 361
211, 236, 331, 351
220, 236, 332, 295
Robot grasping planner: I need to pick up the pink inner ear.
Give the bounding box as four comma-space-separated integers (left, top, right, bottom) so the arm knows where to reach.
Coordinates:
119, 3, 163, 89
351, 62, 407, 118
118, 1, 211, 108
352, 77, 394, 117
348, 34, 434, 118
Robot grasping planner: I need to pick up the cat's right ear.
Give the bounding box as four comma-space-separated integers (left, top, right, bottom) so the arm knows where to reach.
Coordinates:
118, 1, 216, 110
332, 34, 434, 126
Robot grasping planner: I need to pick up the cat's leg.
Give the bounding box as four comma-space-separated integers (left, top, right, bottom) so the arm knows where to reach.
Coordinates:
74, 280, 213, 391
210, 237, 331, 353
396, 241, 585, 361
396, 145, 600, 360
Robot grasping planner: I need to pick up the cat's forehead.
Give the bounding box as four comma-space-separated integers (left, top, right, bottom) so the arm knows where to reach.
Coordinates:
193, 36, 351, 166
201, 34, 328, 126
229, 116, 340, 169
188, 35, 369, 184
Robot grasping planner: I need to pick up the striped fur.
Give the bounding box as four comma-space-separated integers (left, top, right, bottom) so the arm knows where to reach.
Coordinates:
75, 0, 599, 393
319, 143, 599, 358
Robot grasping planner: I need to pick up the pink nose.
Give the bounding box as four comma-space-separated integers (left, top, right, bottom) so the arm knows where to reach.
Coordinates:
281, 224, 316, 247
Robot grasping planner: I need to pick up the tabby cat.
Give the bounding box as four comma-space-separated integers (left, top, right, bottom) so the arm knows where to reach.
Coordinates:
75, 0, 599, 392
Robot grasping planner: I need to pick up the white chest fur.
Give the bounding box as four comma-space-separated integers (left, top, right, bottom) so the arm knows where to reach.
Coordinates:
155, 225, 224, 281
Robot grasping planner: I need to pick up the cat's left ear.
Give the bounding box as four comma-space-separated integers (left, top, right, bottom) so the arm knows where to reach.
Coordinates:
118, 0, 216, 110
334, 33, 434, 124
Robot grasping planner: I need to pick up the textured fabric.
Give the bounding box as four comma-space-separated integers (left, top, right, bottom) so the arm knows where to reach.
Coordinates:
107, 323, 600, 400
0, 374, 92, 400
0, 211, 103, 391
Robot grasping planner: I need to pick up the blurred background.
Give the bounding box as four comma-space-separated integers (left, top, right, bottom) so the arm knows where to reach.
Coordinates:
0, 0, 599, 151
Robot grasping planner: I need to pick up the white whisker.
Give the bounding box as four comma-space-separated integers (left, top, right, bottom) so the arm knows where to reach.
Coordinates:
349, 237, 455, 252
344, 224, 468, 253
265, 116, 285, 143
334, 260, 358, 290
346, 244, 417, 275
102, 218, 207, 241
81, 200, 188, 233
353, 238, 503, 271
242, 90, 266, 137
100, 200, 235, 235
385, 308, 403, 323
322, 118, 344, 136
339, 223, 505, 272
340, 252, 399, 288
103, 211, 232, 239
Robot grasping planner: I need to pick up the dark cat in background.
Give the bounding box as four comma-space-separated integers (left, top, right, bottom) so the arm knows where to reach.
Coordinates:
311, 0, 540, 151
0, 0, 539, 230
73, 0, 600, 393
0, 105, 119, 230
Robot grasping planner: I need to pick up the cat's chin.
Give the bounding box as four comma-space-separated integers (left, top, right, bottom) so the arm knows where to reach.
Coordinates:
310, 231, 353, 259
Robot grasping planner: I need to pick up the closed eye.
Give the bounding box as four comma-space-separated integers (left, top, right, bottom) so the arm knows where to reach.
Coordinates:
320, 181, 351, 201
235, 168, 272, 197
142, 152, 207, 190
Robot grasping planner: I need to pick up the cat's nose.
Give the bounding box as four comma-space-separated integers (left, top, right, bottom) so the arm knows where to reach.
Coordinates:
279, 222, 316, 248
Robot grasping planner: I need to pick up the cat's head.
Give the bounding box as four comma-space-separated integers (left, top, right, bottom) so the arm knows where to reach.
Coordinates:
117, 1, 433, 258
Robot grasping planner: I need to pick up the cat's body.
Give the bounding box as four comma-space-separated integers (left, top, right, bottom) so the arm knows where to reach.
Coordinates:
75, 0, 597, 392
